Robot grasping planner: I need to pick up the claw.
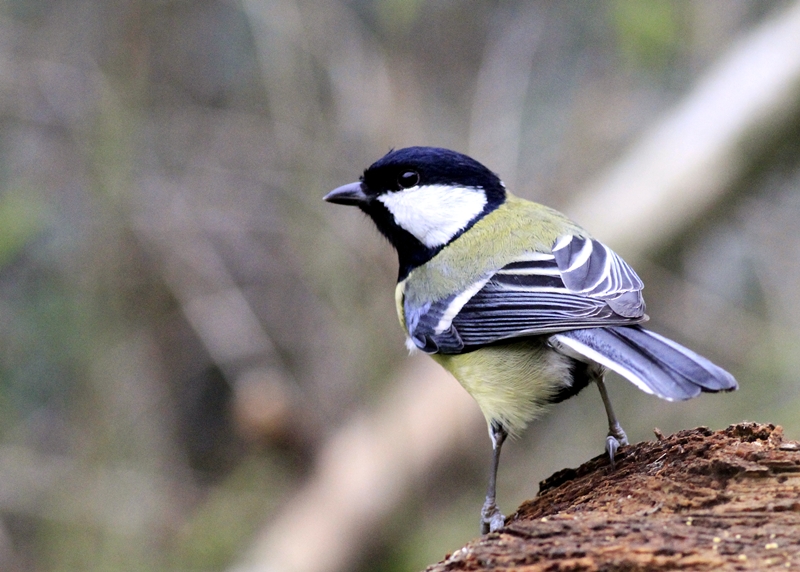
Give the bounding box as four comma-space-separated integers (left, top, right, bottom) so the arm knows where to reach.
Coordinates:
606, 435, 621, 469
480, 499, 506, 534
606, 425, 628, 469
610, 422, 629, 446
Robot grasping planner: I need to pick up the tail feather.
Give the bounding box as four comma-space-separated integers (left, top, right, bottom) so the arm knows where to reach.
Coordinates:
611, 326, 737, 392
552, 325, 737, 401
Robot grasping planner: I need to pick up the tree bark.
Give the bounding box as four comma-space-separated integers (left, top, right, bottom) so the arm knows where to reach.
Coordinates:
426, 422, 800, 571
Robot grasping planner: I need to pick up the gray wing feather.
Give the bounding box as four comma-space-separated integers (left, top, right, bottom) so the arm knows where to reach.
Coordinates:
552, 235, 645, 317
451, 283, 631, 346
405, 236, 647, 354
404, 295, 463, 353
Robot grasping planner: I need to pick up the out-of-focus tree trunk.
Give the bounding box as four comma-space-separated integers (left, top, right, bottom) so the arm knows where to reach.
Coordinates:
427, 422, 800, 571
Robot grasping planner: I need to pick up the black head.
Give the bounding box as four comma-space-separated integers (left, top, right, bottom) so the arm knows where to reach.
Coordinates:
325, 147, 506, 280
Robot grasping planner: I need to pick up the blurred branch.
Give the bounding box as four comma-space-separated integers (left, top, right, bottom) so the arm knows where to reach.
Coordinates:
242, 0, 393, 149
132, 179, 296, 442
143, 198, 274, 365
468, 3, 544, 190
566, 0, 800, 255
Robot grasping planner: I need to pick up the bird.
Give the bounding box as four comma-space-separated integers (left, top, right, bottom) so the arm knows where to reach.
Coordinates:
324, 146, 737, 534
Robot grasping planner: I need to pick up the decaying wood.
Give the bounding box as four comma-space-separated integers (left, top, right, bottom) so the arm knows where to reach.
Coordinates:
426, 422, 800, 571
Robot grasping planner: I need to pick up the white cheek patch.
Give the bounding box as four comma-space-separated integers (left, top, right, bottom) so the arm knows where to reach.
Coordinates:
377, 184, 487, 248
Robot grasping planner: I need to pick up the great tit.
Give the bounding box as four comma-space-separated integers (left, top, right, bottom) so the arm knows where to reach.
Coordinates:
324, 146, 737, 534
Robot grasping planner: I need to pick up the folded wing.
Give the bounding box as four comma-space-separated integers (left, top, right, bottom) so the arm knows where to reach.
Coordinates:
405, 236, 647, 353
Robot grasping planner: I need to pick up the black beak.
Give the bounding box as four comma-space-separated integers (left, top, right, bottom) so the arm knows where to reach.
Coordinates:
324, 182, 369, 206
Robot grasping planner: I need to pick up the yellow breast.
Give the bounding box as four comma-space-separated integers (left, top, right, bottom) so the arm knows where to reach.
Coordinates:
431, 339, 574, 437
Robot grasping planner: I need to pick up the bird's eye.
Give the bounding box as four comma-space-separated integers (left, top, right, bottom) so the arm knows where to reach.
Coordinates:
397, 171, 420, 189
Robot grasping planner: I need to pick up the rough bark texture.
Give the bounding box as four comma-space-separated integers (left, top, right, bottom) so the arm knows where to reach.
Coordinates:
426, 422, 800, 571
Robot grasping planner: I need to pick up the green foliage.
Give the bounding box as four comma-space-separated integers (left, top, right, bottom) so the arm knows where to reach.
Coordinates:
611, 0, 682, 69
372, 0, 426, 35
0, 189, 45, 269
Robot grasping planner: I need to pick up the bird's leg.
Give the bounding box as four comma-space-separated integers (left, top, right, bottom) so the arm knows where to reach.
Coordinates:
481, 422, 508, 534
596, 374, 628, 469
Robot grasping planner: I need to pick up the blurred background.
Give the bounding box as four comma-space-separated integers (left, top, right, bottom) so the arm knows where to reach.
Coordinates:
1, 0, 799, 570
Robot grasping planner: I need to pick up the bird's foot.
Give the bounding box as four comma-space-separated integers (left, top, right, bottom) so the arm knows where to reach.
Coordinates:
605, 423, 628, 469
480, 498, 505, 534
